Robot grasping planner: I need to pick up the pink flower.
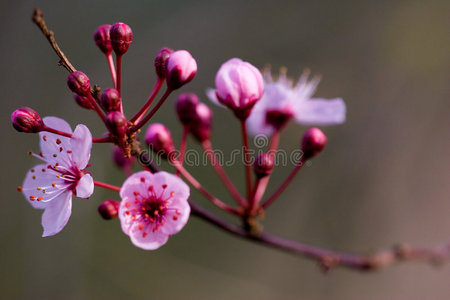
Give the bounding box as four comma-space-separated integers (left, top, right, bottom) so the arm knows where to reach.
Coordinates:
246, 69, 346, 136
20, 117, 94, 237
207, 58, 264, 120
165, 50, 197, 90
119, 171, 190, 250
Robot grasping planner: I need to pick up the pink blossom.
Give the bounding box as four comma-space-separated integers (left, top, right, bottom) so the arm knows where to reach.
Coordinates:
20, 117, 94, 237
119, 171, 190, 250
246, 69, 346, 136
166, 50, 197, 90
207, 58, 264, 120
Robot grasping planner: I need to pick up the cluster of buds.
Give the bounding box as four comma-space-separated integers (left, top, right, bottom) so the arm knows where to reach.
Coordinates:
12, 18, 345, 250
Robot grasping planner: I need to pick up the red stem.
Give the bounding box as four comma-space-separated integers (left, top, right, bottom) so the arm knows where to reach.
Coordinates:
92, 137, 112, 143
116, 54, 122, 96
261, 158, 305, 210
179, 126, 189, 165
42, 126, 72, 138
129, 78, 164, 124
128, 88, 172, 133
171, 159, 241, 215
94, 180, 121, 192
241, 120, 252, 201
106, 53, 117, 89
87, 93, 106, 122
202, 140, 246, 206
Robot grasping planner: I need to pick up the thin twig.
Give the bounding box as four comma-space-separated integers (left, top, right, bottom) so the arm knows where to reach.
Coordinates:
32, 8, 76, 73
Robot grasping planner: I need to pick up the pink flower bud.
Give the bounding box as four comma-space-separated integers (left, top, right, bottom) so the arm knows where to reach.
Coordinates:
93, 24, 112, 55
73, 93, 94, 110
215, 58, 264, 120
154, 47, 174, 78
100, 88, 121, 112
175, 93, 199, 125
191, 103, 212, 142
253, 153, 274, 178
11, 107, 44, 133
67, 71, 91, 96
145, 123, 175, 160
105, 111, 128, 137
112, 146, 135, 170
301, 128, 327, 159
110, 22, 133, 56
98, 199, 120, 220
165, 50, 197, 90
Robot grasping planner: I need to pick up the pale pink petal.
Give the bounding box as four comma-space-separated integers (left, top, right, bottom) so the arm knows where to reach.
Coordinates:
206, 88, 225, 108
22, 163, 68, 209
70, 124, 92, 169
41, 192, 72, 237
119, 171, 152, 200
129, 223, 169, 250
75, 173, 94, 199
39, 117, 73, 166
160, 200, 190, 235
294, 98, 346, 125
151, 171, 190, 201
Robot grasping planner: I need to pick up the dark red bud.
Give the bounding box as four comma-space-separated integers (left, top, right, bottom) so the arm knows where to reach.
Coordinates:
105, 111, 128, 137
253, 153, 274, 178
11, 107, 44, 133
112, 146, 135, 170
144, 123, 175, 160
191, 103, 212, 142
93, 24, 112, 55
154, 47, 174, 78
110, 22, 133, 56
175, 93, 199, 125
100, 88, 121, 112
67, 71, 91, 96
301, 128, 327, 159
98, 199, 120, 220
73, 93, 94, 110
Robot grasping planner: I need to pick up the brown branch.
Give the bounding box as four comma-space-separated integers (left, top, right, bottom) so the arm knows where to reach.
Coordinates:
32, 8, 76, 73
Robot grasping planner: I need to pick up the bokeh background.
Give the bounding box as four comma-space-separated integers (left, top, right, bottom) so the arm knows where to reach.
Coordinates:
1, 0, 449, 299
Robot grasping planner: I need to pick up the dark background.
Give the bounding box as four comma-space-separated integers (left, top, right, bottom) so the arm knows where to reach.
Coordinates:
1, 0, 449, 299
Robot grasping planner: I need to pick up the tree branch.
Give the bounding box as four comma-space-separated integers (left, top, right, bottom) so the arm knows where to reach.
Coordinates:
32, 8, 76, 73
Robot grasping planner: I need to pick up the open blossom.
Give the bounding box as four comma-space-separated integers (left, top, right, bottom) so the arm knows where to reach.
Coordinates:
119, 171, 190, 250
246, 69, 346, 136
20, 117, 94, 237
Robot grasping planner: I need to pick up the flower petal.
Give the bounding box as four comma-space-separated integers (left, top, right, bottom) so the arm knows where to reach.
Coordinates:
22, 164, 68, 209
41, 192, 72, 237
160, 199, 190, 236
206, 88, 225, 108
39, 117, 73, 166
75, 173, 94, 199
70, 124, 92, 169
294, 98, 346, 125
129, 223, 169, 250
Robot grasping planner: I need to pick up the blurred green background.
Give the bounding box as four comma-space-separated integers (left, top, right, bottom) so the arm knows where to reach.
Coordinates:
1, 0, 450, 299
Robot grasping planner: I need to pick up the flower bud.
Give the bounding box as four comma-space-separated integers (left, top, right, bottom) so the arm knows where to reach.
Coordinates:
73, 93, 94, 110
145, 123, 175, 160
67, 71, 91, 96
166, 50, 197, 90
98, 199, 120, 220
112, 146, 135, 170
301, 128, 327, 159
11, 107, 44, 133
215, 58, 264, 120
175, 93, 199, 125
93, 24, 112, 55
154, 47, 173, 78
253, 153, 274, 178
110, 22, 133, 56
191, 103, 212, 142
105, 111, 128, 137
100, 88, 121, 112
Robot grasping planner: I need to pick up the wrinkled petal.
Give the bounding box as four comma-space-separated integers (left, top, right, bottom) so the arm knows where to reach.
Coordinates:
41, 192, 72, 237
75, 173, 94, 199
294, 98, 346, 125
129, 222, 169, 250
70, 124, 92, 169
